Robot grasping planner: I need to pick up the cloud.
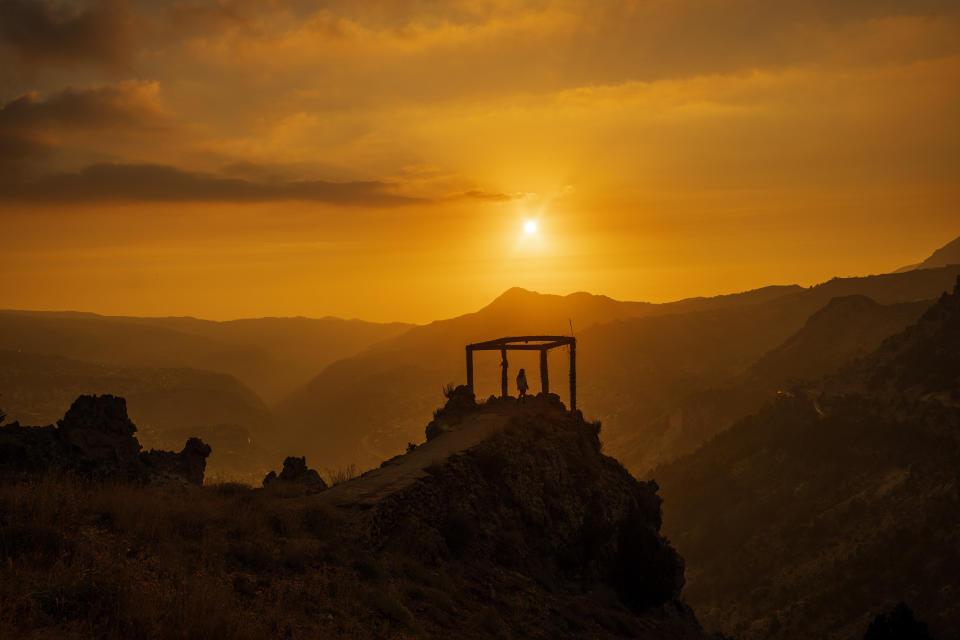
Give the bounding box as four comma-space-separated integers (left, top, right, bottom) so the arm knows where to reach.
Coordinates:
0, 82, 163, 131
454, 189, 524, 202
1, 162, 427, 205
0, 82, 166, 176
0, 0, 133, 69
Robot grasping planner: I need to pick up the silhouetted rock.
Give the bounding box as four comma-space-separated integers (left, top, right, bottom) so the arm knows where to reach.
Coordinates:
865, 603, 934, 640
142, 437, 213, 486
425, 384, 476, 440
58, 394, 141, 460
0, 394, 211, 485
373, 397, 686, 616
263, 455, 327, 490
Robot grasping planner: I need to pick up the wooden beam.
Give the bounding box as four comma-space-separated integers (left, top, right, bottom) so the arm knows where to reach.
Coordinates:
540, 349, 549, 394
569, 339, 577, 411
468, 344, 549, 351
500, 349, 508, 398
467, 335, 574, 350
465, 346, 474, 392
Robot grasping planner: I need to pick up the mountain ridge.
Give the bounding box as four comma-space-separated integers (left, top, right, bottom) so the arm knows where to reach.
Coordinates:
894, 234, 960, 273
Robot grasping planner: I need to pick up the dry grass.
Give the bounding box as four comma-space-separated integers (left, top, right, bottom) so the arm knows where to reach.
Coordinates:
0, 474, 377, 639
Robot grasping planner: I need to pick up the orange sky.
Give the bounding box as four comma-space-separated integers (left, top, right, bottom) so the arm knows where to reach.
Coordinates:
1, 1, 958, 323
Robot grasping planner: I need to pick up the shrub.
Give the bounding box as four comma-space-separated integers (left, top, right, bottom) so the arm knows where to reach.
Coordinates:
325, 464, 358, 486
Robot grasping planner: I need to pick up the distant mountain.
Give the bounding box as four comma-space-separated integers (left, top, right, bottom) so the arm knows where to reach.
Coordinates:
600, 290, 937, 475
277, 267, 960, 472
748, 295, 930, 385
0, 311, 412, 403
895, 234, 960, 273
0, 350, 275, 479
654, 275, 960, 639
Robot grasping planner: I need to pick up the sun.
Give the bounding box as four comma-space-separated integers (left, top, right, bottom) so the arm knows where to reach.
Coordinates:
524, 220, 538, 234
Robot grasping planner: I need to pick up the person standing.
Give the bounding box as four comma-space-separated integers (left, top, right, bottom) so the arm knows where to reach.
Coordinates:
516, 368, 529, 402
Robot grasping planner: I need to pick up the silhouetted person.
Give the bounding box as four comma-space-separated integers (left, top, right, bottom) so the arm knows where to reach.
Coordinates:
517, 368, 529, 402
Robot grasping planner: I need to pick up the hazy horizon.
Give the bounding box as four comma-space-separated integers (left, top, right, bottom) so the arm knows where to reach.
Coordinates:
2, 2, 959, 323
1, 246, 954, 324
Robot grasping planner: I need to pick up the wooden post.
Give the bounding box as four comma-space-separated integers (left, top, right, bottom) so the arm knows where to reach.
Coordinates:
569, 340, 577, 410
500, 348, 508, 398
539, 348, 549, 394
465, 346, 474, 392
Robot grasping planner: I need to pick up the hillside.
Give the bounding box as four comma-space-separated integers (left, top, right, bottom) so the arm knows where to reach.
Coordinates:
608, 294, 933, 475
895, 234, 960, 273
0, 350, 274, 479
748, 295, 930, 385
653, 275, 960, 639
0, 311, 411, 404
0, 392, 709, 639
278, 266, 960, 473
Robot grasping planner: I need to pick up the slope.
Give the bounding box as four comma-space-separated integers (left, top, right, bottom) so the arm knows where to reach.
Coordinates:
654, 275, 960, 639
607, 294, 932, 475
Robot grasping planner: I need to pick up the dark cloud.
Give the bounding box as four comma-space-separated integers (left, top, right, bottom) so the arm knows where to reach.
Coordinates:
0, 84, 161, 131
1, 162, 426, 205
0, 0, 133, 69
0, 83, 164, 177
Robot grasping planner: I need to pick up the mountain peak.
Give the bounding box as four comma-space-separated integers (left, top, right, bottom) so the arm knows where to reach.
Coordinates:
895, 234, 960, 273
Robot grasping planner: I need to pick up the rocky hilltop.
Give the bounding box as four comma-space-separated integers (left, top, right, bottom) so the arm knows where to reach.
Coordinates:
0, 390, 708, 639
0, 394, 211, 485
349, 390, 700, 636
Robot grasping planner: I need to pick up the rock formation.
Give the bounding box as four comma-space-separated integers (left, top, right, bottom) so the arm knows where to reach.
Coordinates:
0, 394, 211, 485
366, 390, 692, 627
262, 455, 327, 490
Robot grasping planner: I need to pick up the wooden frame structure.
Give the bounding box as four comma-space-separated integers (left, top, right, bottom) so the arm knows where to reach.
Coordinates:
465, 335, 577, 410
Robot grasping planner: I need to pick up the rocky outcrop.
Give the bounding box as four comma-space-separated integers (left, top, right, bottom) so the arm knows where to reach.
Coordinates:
371, 393, 688, 618
425, 384, 476, 441
0, 394, 211, 485
262, 455, 327, 490
142, 437, 213, 485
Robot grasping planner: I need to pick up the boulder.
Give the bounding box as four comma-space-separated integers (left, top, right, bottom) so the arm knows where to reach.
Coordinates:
263, 456, 327, 490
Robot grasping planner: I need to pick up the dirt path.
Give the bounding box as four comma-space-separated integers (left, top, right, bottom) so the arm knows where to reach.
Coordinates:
318, 410, 511, 508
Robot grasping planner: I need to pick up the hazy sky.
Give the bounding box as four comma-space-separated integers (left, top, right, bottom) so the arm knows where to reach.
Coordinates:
1, 0, 958, 322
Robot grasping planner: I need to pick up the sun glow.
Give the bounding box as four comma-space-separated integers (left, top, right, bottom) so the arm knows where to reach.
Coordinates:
524, 220, 538, 234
